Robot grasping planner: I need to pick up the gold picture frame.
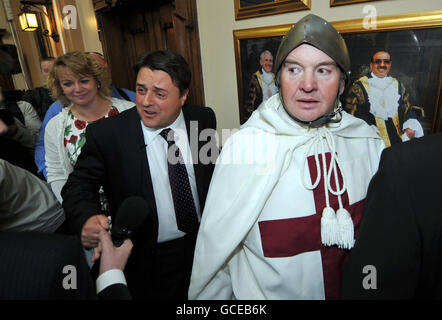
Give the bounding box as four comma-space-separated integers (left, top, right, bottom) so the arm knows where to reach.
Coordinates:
234, 0, 311, 21
234, 10, 442, 133
432, 59, 442, 133
330, 0, 384, 7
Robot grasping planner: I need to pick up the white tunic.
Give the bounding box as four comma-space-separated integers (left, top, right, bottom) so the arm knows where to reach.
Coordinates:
188, 94, 385, 300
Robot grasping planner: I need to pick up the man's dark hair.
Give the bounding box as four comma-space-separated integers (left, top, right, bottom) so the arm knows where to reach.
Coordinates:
134, 50, 191, 97
370, 50, 392, 63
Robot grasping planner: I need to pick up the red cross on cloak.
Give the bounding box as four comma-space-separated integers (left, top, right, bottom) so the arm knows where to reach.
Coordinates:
258, 152, 364, 300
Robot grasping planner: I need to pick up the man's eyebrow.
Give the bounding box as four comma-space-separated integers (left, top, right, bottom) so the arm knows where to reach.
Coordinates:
284, 59, 337, 68
136, 84, 167, 91
153, 86, 167, 93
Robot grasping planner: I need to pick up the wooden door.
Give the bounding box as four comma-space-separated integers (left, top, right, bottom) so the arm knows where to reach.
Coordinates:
93, 0, 205, 106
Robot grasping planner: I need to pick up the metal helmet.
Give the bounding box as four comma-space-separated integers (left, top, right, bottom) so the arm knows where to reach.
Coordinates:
275, 14, 351, 86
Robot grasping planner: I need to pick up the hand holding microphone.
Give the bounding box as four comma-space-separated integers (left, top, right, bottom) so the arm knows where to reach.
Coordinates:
97, 229, 133, 276
81, 214, 110, 248
111, 196, 151, 247
92, 196, 152, 265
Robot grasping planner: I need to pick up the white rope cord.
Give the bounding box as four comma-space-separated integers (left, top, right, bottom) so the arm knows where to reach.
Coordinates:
300, 127, 354, 249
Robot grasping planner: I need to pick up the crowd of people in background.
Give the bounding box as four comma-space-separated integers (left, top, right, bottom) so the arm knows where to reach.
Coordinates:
0, 13, 440, 301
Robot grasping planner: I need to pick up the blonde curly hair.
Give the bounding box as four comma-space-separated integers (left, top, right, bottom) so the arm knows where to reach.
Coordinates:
47, 51, 112, 106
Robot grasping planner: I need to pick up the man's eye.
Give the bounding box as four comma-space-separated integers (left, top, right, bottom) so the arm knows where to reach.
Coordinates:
318, 68, 331, 74
289, 67, 301, 74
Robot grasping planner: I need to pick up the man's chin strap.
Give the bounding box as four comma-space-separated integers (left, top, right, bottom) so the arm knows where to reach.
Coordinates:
280, 91, 343, 128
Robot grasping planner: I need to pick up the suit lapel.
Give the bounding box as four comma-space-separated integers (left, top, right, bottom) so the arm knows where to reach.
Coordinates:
125, 108, 159, 236
125, 105, 210, 239
182, 105, 205, 208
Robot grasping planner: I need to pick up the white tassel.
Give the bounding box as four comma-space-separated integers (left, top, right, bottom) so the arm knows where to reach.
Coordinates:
336, 208, 355, 249
321, 207, 339, 246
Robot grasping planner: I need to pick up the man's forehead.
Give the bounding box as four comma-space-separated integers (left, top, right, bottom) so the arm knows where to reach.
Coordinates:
136, 67, 177, 91
373, 51, 390, 59
137, 67, 171, 81
284, 44, 337, 67
287, 44, 334, 59
262, 53, 273, 59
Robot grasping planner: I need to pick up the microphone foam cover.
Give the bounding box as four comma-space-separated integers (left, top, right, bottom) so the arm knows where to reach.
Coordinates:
114, 196, 150, 231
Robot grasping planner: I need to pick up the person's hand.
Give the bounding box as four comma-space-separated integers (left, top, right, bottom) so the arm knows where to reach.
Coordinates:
0, 119, 8, 136
95, 229, 133, 276
404, 128, 416, 139
0, 119, 17, 136
7, 123, 17, 136
81, 214, 109, 248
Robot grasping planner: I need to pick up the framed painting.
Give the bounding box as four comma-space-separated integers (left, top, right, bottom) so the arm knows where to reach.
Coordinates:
233, 10, 442, 134
330, 0, 384, 7
233, 25, 285, 123
234, 0, 310, 21
432, 59, 442, 133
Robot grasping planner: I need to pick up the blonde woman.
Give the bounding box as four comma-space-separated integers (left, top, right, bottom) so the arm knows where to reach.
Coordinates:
45, 52, 134, 204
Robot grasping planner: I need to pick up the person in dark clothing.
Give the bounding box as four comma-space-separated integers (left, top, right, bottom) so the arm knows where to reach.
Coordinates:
22, 57, 55, 120
341, 133, 442, 299
0, 86, 40, 175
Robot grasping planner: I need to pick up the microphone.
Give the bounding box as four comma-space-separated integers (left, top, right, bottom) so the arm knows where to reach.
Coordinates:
111, 196, 151, 247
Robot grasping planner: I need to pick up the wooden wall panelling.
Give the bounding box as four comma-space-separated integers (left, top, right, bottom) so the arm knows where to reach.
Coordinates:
145, 7, 165, 52
96, 12, 135, 91
160, 4, 177, 53
172, 0, 205, 106
0, 75, 14, 91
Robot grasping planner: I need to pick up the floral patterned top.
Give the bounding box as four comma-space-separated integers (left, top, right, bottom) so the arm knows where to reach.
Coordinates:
63, 106, 120, 214
64, 106, 119, 165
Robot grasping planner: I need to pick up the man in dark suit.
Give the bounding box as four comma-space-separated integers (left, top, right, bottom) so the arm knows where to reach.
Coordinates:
0, 232, 95, 300
0, 230, 132, 300
341, 133, 442, 299
62, 50, 218, 299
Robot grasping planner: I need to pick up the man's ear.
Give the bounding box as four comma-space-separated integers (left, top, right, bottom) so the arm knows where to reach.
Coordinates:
339, 80, 345, 96
180, 89, 189, 106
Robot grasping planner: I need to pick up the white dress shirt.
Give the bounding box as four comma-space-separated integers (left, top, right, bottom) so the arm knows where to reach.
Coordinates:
141, 111, 201, 243
96, 269, 127, 294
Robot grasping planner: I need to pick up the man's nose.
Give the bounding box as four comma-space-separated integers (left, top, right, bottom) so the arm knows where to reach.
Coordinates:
142, 91, 153, 106
300, 71, 317, 92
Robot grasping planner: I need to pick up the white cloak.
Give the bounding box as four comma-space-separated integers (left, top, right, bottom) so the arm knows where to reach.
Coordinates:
188, 94, 385, 300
